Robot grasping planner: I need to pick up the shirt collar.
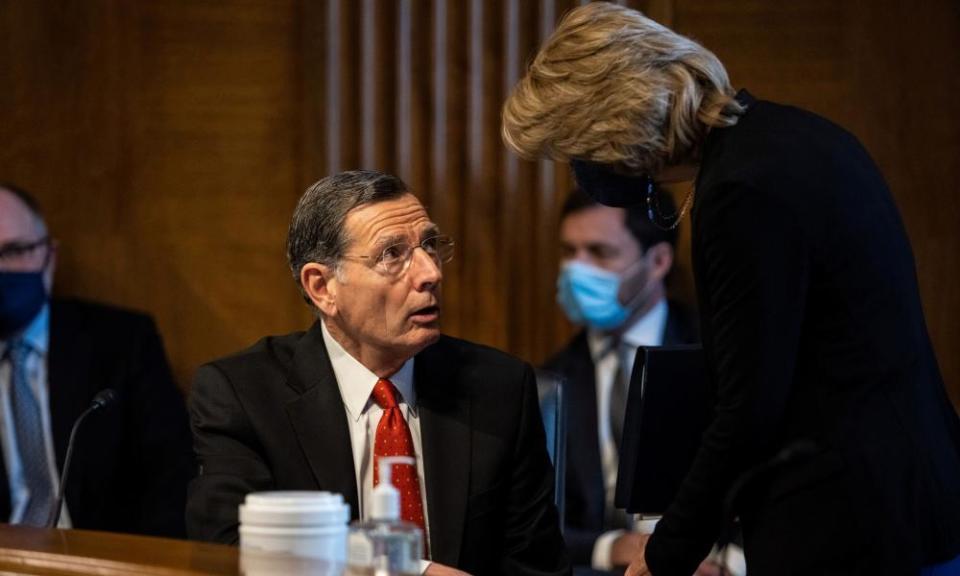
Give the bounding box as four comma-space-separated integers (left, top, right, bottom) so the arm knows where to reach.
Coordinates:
320, 318, 417, 422
587, 297, 668, 360
622, 298, 668, 348
0, 303, 49, 357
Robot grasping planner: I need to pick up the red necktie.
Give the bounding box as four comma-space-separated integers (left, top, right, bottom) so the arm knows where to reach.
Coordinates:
372, 378, 427, 536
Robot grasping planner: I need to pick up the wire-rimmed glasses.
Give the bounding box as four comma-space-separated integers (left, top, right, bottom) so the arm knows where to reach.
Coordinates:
344, 235, 454, 276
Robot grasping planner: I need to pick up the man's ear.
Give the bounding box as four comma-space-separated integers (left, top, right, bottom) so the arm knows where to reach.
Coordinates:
646, 242, 674, 283
300, 262, 339, 317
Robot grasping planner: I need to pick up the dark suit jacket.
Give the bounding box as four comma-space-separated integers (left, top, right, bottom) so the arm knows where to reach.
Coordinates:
645, 91, 960, 576
186, 322, 571, 576
0, 298, 194, 537
542, 302, 698, 567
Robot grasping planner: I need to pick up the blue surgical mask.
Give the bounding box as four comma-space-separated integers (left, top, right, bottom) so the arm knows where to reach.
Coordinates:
0, 271, 47, 339
556, 261, 630, 330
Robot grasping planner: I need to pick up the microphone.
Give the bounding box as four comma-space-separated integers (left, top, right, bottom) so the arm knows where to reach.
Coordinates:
45, 388, 119, 528
89, 388, 118, 411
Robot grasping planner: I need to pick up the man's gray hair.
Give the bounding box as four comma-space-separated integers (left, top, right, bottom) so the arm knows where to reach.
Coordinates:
286, 170, 409, 304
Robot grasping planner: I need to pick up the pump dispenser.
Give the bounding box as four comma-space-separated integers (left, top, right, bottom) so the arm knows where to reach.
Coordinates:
347, 456, 424, 575
371, 456, 403, 521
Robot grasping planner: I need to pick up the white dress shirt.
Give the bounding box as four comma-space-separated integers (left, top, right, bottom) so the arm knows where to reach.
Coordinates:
586, 298, 668, 570
321, 319, 431, 571
0, 304, 72, 527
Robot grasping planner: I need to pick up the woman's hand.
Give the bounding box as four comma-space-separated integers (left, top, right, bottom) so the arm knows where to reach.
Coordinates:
623, 533, 652, 576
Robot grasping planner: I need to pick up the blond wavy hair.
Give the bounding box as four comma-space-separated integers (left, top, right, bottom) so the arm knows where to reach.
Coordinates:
502, 2, 744, 174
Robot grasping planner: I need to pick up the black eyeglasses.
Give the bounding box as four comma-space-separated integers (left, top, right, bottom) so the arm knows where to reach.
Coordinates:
344, 235, 455, 276
0, 237, 51, 267
571, 159, 693, 230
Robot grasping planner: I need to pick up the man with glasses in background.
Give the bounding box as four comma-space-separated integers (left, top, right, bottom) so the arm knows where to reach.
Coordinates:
0, 183, 193, 537
186, 170, 569, 576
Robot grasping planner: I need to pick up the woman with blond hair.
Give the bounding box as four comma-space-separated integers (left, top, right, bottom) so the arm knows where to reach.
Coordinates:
503, 3, 960, 576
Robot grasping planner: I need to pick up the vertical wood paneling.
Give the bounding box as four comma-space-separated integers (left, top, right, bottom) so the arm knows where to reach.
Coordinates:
431, 0, 469, 338
502, 0, 529, 358
360, 0, 397, 170
300, 0, 327, 182
2, 0, 305, 389
504, 0, 547, 361
2, 0, 957, 406
462, 0, 505, 347
326, 0, 361, 173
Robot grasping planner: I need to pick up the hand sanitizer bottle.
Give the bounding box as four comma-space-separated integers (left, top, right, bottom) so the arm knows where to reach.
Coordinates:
347, 456, 424, 576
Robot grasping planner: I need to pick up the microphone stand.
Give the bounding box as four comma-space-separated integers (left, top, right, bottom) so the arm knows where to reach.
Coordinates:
46, 389, 118, 528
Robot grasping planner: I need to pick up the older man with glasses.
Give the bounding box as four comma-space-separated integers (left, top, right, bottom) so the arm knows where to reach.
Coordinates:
0, 183, 193, 537
186, 170, 570, 576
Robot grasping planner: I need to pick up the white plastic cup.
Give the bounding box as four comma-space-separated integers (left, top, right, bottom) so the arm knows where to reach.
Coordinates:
239, 491, 350, 563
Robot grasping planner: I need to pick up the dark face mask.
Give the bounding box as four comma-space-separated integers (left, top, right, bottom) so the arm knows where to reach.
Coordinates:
0, 271, 47, 339
571, 159, 652, 208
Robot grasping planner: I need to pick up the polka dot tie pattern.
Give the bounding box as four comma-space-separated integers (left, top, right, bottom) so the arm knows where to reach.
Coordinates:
371, 378, 427, 538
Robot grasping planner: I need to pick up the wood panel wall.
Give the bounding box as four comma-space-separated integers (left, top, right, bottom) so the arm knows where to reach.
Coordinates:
2, 0, 957, 407
299, 0, 592, 363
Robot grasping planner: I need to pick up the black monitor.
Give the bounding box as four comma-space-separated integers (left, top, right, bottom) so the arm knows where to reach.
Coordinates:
614, 345, 712, 514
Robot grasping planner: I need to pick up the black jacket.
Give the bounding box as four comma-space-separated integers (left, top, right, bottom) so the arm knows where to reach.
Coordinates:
543, 301, 698, 566
646, 91, 960, 576
186, 323, 571, 576
0, 298, 194, 537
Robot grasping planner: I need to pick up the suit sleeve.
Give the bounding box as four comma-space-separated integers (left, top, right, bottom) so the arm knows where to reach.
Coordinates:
123, 315, 195, 538
562, 527, 605, 566
186, 363, 275, 543
646, 184, 810, 576
501, 364, 572, 576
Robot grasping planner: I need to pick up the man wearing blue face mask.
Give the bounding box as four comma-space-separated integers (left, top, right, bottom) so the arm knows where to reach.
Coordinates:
544, 186, 698, 574
0, 183, 193, 537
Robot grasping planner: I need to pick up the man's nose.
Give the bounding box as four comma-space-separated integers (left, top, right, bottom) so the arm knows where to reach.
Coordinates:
566, 250, 591, 264
409, 247, 442, 289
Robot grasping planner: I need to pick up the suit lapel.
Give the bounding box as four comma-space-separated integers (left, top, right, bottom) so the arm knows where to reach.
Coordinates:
415, 339, 470, 566
566, 332, 605, 520
284, 322, 360, 520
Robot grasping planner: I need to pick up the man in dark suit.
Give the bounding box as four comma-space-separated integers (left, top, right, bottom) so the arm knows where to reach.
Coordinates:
186, 170, 570, 576
0, 183, 194, 537
543, 187, 697, 573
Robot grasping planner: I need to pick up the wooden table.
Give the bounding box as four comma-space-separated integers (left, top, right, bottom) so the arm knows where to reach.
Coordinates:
0, 524, 240, 575
0, 525, 346, 576
0, 525, 235, 575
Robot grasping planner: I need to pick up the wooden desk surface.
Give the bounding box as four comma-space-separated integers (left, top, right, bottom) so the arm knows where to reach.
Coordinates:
0, 524, 239, 575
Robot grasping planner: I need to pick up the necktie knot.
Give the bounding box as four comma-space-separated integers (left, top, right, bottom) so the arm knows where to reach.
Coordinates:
372, 378, 400, 409
3, 339, 31, 364
600, 335, 621, 358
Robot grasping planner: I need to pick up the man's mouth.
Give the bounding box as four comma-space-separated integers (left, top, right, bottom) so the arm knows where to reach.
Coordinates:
409, 305, 440, 323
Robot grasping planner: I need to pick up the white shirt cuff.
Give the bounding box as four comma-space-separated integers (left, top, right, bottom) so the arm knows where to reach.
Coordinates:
591, 529, 626, 570
706, 542, 746, 576
419, 559, 432, 574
